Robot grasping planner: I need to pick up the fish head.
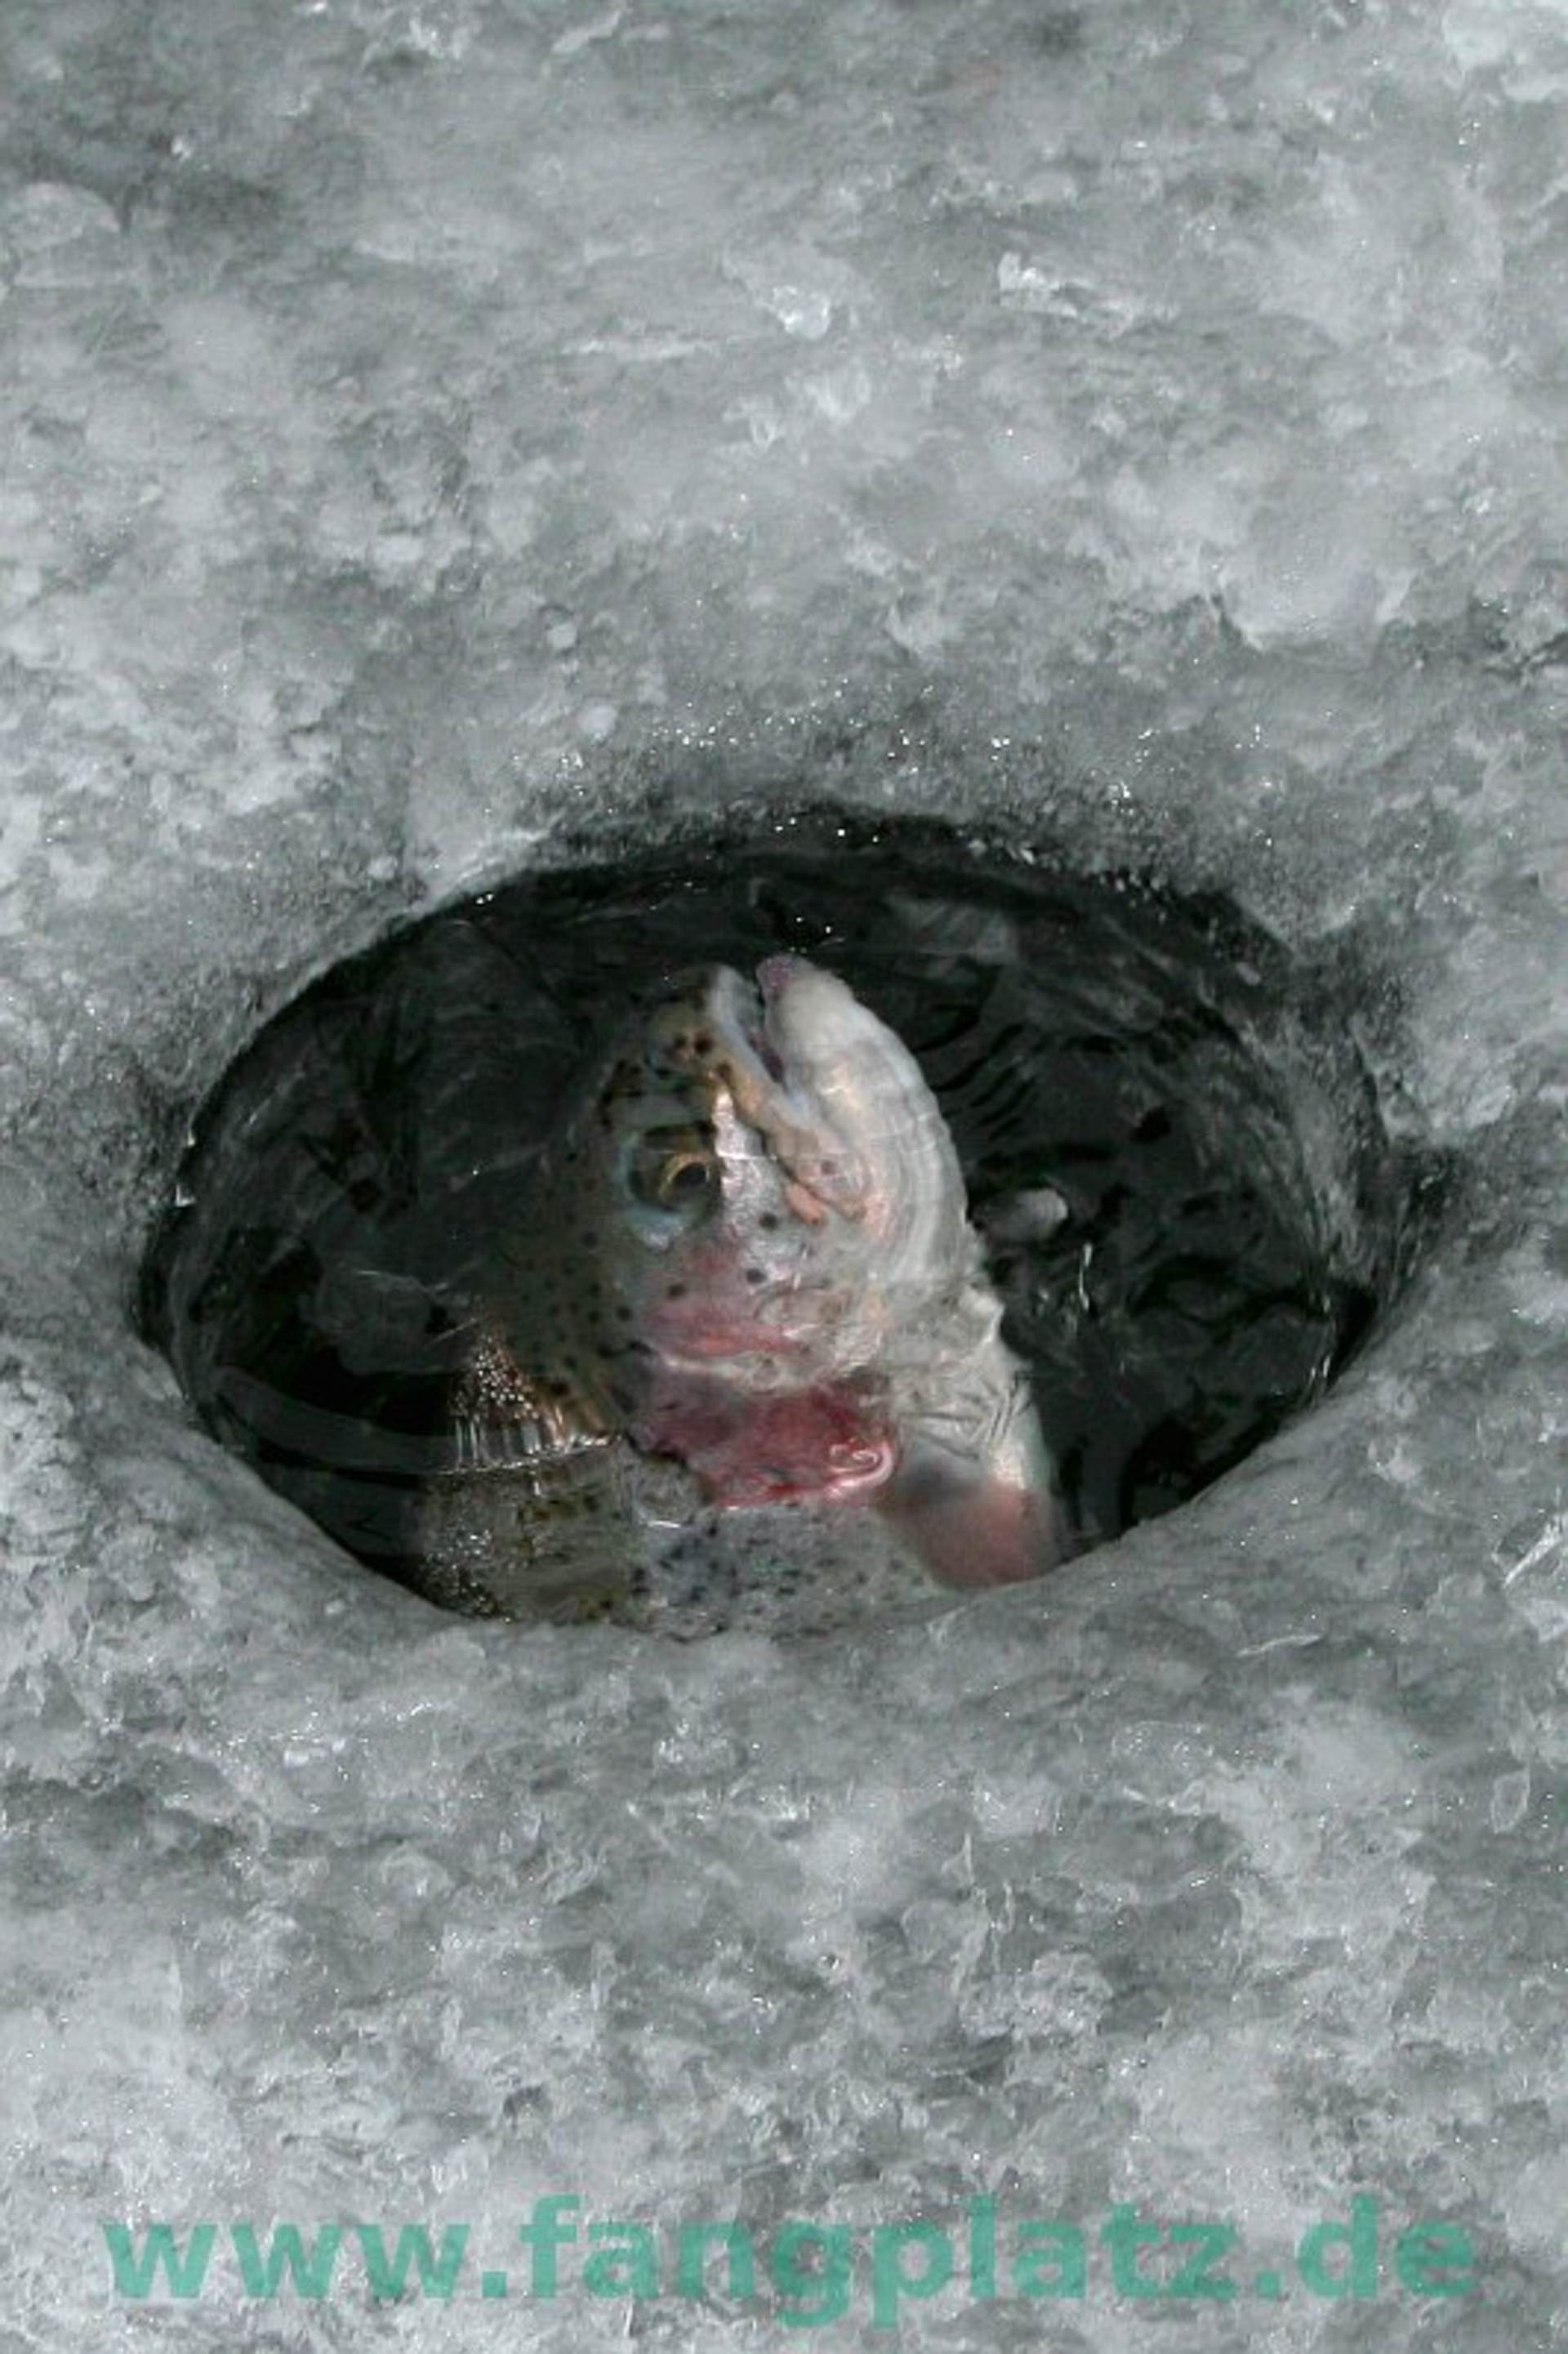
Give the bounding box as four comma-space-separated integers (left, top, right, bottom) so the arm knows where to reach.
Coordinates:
498, 953, 1062, 1586
566, 956, 974, 1389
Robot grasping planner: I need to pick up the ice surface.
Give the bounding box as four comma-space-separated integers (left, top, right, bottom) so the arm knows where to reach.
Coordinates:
0, 1, 1563, 2347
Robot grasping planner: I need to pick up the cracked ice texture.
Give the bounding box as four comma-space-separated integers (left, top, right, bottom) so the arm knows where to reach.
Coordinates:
0, 2, 1564, 2348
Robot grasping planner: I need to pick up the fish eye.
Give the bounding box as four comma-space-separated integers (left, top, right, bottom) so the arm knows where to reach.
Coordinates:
624, 1125, 719, 1219
659, 1153, 712, 1202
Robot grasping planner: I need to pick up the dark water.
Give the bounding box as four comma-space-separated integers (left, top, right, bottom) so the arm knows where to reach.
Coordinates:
142, 809, 1424, 1613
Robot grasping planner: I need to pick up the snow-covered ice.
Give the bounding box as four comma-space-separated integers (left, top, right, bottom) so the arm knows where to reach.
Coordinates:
1, 1, 1563, 2347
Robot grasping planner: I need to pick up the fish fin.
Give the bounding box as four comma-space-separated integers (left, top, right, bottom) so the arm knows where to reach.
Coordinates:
875, 1437, 1066, 1589
449, 1326, 609, 1470
877, 1311, 1065, 1588
416, 1445, 638, 1622
409, 1327, 641, 1621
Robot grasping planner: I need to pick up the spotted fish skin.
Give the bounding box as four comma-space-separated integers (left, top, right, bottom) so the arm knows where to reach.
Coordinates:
419, 956, 1062, 1623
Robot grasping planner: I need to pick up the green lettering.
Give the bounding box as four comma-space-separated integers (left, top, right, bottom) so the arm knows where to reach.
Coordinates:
583, 2222, 658, 2298
1298, 2197, 1379, 2299
230, 2222, 343, 2298
968, 2196, 997, 2297
770, 2222, 853, 2326
1167, 2222, 1238, 2298
870, 2222, 952, 2328
1395, 2222, 1476, 2296
1012, 2222, 1087, 2298
675, 2219, 756, 2300
102, 2223, 216, 2300
355, 2223, 469, 2299
1100, 2203, 1161, 2298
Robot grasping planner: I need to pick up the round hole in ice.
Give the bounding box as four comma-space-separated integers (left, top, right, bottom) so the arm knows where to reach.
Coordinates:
141, 809, 1434, 1635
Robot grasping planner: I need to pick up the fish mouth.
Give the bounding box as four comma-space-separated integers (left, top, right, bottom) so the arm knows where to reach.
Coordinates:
755, 952, 811, 1003
701, 961, 868, 1220
730, 954, 838, 1071
703, 964, 786, 1087
749, 973, 790, 1083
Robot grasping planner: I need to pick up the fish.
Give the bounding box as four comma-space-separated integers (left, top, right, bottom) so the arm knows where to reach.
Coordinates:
415, 954, 1063, 1627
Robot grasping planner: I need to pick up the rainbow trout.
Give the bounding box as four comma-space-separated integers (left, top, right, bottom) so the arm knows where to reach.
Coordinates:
418, 955, 1062, 1628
